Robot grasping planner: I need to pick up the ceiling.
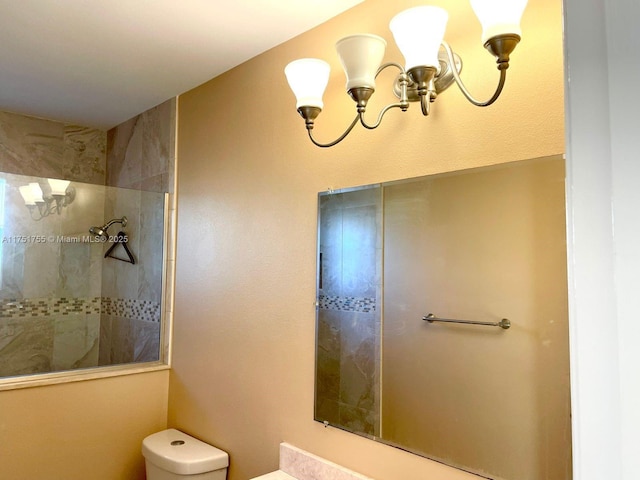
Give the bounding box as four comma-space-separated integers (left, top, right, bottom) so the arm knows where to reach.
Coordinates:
0, 0, 363, 130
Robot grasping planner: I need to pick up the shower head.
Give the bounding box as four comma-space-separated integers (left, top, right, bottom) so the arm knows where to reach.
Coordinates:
89, 225, 107, 240
89, 216, 127, 240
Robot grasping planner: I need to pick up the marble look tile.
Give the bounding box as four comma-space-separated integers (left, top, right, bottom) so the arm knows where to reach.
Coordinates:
98, 314, 112, 365
0, 316, 54, 377
0, 111, 64, 179
88, 243, 104, 297
72, 338, 100, 369
133, 319, 160, 362
52, 313, 99, 370
110, 316, 134, 365
316, 311, 341, 424
99, 314, 135, 366
340, 205, 377, 298
279, 443, 376, 480
338, 403, 377, 437
106, 98, 175, 193
319, 200, 378, 299
315, 309, 380, 436
131, 173, 167, 193
100, 187, 141, 299
0, 243, 25, 300
106, 115, 139, 189
340, 336, 376, 408
57, 243, 92, 298
22, 242, 60, 298
60, 180, 106, 238
63, 125, 106, 184
139, 107, 168, 180
0, 110, 106, 184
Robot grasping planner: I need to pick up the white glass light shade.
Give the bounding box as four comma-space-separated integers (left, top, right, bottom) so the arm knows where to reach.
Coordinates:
284, 59, 330, 110
335, 34, 386, 91
19, 185, 36, 206
470, 0, 528, 44
29, 182, 44, 203
389, 6, 448, 71
48, 178, 70, 196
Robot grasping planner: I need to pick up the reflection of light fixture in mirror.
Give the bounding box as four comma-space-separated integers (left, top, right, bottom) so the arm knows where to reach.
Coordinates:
284, 0, 528, 147
18, 179, 75, 220
29, 182, 44, 203
18, 185, 37, 206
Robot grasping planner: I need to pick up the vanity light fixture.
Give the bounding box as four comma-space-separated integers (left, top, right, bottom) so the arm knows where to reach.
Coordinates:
18, 178, 75, 220
284, 0, 528, 147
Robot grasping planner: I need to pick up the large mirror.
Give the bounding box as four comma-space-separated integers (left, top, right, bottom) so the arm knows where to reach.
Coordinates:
0, 171, 167, 379
315, 155, 572, 480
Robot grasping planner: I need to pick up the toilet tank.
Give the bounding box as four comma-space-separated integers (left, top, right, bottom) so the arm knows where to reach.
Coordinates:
142, 429, 229, 480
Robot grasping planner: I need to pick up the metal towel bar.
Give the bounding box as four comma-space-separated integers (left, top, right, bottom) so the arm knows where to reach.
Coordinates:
422, 313, 511, 330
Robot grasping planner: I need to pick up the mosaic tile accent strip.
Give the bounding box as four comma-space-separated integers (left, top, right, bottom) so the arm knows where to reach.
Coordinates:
0, 297, 160, 322
318, 295, 376, 313
0, 297, 101, 318
101, 297, 161, 323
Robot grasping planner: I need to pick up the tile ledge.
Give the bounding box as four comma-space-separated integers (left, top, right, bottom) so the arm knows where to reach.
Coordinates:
0, 362, 169, 392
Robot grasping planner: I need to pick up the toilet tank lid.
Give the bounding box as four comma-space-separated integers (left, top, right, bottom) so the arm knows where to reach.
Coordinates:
142, 429, 229, 475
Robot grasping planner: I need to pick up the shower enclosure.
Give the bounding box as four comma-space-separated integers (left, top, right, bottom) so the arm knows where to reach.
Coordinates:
0, 171, 167, 378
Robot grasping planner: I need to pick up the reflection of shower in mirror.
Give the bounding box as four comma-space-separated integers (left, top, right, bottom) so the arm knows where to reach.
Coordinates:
89, 216, 128, 241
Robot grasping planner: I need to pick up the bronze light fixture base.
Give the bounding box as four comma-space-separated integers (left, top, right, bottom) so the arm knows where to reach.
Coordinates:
484, 33, 521, 68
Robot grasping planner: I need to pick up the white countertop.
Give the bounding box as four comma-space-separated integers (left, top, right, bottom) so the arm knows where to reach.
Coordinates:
251, 470, 297, 480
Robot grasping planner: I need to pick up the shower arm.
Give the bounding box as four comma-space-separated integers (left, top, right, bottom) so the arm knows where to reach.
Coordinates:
90, 216, 129, 240
103, 216, 127, 230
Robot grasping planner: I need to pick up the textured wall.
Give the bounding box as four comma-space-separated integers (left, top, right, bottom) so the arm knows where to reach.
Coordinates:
171, 0, 565, 479
0, 370, 169, 480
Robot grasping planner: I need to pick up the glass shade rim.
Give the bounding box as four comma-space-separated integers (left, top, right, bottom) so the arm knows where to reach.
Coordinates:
335, 33, 387, 49
284, 58, 331, 110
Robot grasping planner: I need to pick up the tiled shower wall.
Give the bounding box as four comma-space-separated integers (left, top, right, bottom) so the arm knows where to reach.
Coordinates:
99, 98, 176, 366
0, 99, 175, 376
0, 112, 107, 376
0, 110, 107, 183
106, 98, 175, 193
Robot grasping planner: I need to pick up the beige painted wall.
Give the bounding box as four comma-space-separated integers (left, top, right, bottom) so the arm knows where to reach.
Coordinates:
0, 370, 168, 479
170, 0, 564, 479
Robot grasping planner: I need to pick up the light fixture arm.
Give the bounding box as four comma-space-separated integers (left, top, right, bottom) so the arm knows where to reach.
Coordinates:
441, 37, 514, 107
358, 62, 409, 130
303, 63, 410, 147
306, 112, 360, 148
